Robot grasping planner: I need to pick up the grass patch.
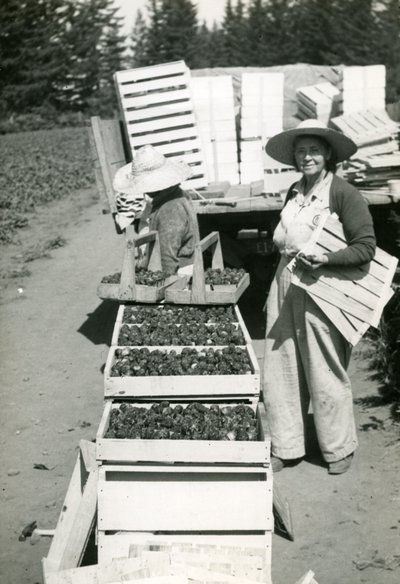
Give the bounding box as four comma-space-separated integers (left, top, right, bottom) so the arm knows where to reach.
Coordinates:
0, 128, 95, 243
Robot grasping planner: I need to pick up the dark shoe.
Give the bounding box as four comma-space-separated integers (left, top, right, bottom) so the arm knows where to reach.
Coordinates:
271, 456, 303, 473
328, 453, 354, 475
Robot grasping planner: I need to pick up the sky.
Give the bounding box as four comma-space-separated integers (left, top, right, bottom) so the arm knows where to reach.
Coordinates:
114, 0, 228, 35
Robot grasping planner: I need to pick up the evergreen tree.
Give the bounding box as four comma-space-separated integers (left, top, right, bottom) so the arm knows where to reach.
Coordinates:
0, 0, 69, 115
143, 0, 166, 65
96, 9, 127, 115
221, 0, 249, 66
130, 9, 149, 67
62, 0, 126, 114
375, 0, 400, 102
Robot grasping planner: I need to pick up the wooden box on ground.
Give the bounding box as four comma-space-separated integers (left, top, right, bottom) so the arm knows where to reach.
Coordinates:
96, 400, 270, 465
165, 232, 250, 305
97, 229, 185, 303
111, 303, 253, 346
104, 343, 260, 401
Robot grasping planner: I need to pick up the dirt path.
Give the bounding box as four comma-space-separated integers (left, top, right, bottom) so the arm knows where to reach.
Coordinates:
0, 193, 399, 584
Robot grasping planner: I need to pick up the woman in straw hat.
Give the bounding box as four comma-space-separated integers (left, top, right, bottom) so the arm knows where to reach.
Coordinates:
113, 145, 199, 276
263, 120, 376, 475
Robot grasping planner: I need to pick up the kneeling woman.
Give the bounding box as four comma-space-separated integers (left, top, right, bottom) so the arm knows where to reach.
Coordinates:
263, 120, 376, 475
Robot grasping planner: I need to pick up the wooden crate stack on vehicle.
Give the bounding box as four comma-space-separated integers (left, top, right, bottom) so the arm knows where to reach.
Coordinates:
190, 75, 240, 185
338, 65, 386, 114
114, 60, 208, 191
239, 72, 285, 184
296, 82, 341, 124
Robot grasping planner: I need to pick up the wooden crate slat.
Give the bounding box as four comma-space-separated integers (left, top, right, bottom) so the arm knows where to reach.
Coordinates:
115, 61, 188, 84
117, 72, 190, 97
98, 466, 271, 532
146, 138, 203, 156
123, 102, 195, 121
128, 126, 201, 146
121, 88, 192, 110
126, 113, 197, 134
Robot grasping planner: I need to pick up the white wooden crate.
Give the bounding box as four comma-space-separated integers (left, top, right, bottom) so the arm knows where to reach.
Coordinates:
190, 76, 239, 184
104, 344, 260, 400
114, 61, 208, 191
111, 303, 252, 347
97, 464, 272, 532
96, 400, 270, 465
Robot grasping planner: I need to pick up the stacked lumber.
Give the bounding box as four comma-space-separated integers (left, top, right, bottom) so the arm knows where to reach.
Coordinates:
331, 109, 400, 198
114, 61, 208, 191
239, 72, 285, 184
296, 82, 341, 124
190, 76, 239, 185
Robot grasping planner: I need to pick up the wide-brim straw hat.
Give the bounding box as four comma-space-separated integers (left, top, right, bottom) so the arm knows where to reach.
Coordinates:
265, 119, 357, 166
113, 145, 193, 196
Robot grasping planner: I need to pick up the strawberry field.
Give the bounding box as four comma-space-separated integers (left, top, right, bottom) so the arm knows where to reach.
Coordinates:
0, 128, 95, 243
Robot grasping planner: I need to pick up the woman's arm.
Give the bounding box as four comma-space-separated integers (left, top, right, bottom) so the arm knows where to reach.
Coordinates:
325, 181, 376, 266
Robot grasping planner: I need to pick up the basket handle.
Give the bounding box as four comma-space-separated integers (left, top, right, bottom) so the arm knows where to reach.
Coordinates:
191, 231, 224, 303
118, 227, 162, 300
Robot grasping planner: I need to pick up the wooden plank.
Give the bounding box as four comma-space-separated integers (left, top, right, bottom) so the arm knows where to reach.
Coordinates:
90, 117, 126, 214
98, 466, 272, 532
44, 455, 82, 570
128, 126, 201, 146
58, 467, 98, 570
294, 570, 318, 584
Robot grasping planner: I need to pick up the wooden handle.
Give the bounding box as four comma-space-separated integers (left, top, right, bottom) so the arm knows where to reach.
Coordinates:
190, 231, 224, 303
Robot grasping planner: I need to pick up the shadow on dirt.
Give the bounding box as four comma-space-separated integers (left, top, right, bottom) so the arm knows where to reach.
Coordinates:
78, 300, 119, 346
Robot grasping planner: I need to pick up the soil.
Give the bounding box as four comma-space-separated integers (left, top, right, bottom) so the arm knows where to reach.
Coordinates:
0, 189, 399, 584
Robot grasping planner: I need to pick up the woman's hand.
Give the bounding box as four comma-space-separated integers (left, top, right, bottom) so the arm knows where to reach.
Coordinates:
297, 252, 328, 270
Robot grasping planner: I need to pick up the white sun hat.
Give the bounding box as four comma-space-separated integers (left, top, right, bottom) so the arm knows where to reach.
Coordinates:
265, 119, 357, 166
113, 145, 193, 196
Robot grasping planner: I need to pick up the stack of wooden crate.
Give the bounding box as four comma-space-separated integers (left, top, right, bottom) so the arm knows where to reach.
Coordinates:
190, 76, 240, 185
114, 60, 208, 192
330, 109, 400, 198
97, 296, 272, 580
296, 82, 341, 124
239, 72, 285, 184
336, 65, 386, 115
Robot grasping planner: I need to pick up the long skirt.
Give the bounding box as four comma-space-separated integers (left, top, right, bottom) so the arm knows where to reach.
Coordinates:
263, 256, 358, 463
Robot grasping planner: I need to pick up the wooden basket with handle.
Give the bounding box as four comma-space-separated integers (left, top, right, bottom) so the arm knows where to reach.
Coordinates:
165, 231, 250, 305
97, 226, 183, 303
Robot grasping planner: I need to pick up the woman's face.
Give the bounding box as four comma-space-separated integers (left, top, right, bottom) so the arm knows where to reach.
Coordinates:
294, 136, 331, 179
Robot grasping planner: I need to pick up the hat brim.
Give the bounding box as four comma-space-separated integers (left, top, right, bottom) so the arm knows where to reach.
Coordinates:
265, 127, 357, 166
113, 158, 193, 196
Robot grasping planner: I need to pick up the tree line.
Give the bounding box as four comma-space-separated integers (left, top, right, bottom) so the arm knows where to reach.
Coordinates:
1, 0, 399, 130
